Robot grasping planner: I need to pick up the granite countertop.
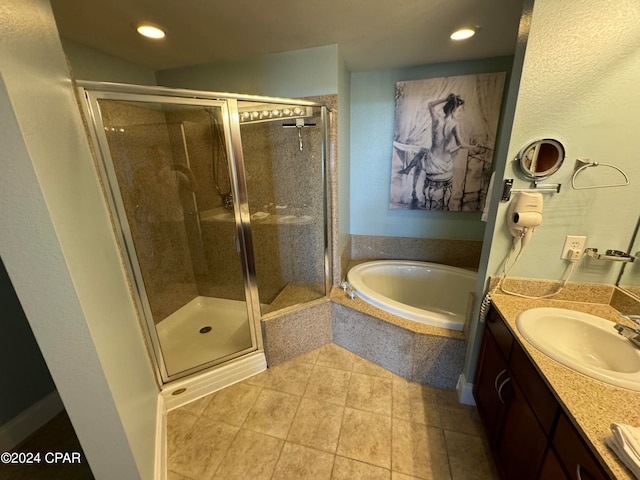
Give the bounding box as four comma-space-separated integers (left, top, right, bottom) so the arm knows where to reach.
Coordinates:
490, 292, 640, 480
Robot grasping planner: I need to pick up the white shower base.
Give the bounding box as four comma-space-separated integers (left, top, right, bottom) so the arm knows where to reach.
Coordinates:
156, 296, 254, 377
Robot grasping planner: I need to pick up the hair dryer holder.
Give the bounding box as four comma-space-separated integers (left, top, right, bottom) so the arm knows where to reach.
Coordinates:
501, 178, 561, 202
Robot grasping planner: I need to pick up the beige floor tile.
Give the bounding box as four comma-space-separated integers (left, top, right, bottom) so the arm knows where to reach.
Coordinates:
272, 442, 335, 480
352, 356, 394, 378
166, 409, 199, 456
287, 397, 344, 453
263, 360, 314, 395
391, 473, 424, 480
432, 387, 460, 406
346, 372, 392, 416
168, 470, 193, 480
212, 429, 284, 480
242, 368, 270, 387
175, 393, 214, 417
243, 388, 301, 439
316, 343, 356, 371
392, 419, 451, 480
304, 364, 351, 406
166, 345, 497, 480
168, 416, 238, 480
392, 377, 441, 427
201, 382, 261, 426
336, 407, 391, 468
294, 347, 322, 365
444, 430, 498, 480
439, 404, 483, 436
332, 456, 391, 479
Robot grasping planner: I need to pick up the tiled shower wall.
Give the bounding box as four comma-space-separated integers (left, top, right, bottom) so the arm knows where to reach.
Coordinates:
100, 95, 335, 325
101, 100, 199, 322
340, 234, 483, 281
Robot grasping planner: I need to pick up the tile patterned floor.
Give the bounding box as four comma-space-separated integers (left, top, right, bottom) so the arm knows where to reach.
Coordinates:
167, 343, 498, 480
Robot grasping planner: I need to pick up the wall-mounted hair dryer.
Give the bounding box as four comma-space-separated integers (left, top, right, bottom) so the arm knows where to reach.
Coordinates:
507, 192, 543, 249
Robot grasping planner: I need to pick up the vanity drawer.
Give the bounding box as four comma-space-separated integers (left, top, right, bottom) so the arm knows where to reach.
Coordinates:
510, 341, 558, 435
553, 413, 610, 480
486, 307, 513, 362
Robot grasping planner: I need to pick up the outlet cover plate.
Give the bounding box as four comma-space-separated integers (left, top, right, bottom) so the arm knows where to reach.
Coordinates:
561, 235, 587, 259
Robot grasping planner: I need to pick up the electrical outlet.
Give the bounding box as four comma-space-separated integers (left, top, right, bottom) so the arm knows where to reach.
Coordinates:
560, 235, 587, 259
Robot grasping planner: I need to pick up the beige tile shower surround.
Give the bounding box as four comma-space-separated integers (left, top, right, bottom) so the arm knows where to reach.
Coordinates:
101, 94, 337, 325
167, 343, 497, 480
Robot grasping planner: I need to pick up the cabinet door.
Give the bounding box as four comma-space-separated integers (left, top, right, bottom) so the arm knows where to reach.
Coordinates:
539, 448, 569, 480
496, 378, 548, 480
474, 329, 510, 445
553, 413, 611, 480
510, 342, 558, 435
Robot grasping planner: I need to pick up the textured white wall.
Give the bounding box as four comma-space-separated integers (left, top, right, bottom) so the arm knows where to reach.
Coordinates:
486, 0, 640, 284
0, 1, 159, 478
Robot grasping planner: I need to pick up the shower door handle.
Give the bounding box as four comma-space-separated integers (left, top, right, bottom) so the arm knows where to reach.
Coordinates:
234, 235, 240, 254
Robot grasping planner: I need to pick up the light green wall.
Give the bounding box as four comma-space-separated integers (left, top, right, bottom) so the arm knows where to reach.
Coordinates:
486, 0, 640, 286
1, 1, 159, 478
156, 45, 339, 98
61, 38, 157, 85
462, 0, 640, 386
349, 56, 514, 241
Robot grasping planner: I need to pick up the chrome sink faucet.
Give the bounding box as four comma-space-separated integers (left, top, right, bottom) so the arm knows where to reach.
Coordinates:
614, 314, 640, 348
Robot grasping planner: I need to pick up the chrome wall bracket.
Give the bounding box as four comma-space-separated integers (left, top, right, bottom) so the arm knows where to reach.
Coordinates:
501, 178, 562, 202
585, 248, 635, 263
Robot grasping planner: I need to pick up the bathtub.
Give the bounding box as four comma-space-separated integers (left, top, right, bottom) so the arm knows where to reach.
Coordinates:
346, 260, 476, 331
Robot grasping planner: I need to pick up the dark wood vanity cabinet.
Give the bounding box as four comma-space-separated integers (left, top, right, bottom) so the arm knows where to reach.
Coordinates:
474, 305, 612, 480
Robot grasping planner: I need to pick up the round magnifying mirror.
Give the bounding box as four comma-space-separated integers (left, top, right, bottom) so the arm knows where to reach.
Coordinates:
515, 139, 565, 180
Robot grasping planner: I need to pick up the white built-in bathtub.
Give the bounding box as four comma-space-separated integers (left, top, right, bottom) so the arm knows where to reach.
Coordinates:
346, 260, 476, 331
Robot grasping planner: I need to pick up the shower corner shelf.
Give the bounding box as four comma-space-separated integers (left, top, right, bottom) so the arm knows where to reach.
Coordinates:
585, 248, 635, 263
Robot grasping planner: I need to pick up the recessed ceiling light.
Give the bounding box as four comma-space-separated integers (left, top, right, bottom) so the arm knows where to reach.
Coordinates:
136, 24, 166, 39
450, 28, 476, 41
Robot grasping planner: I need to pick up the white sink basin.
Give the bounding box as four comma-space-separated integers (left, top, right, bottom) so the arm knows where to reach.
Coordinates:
516, 307, 640, 391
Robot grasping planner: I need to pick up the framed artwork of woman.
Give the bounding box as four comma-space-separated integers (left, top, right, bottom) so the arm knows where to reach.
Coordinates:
390, 72, 506, 211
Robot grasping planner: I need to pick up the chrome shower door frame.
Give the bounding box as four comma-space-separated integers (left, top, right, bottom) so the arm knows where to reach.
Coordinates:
79, 86, 262, 384
77, 81, 332, 386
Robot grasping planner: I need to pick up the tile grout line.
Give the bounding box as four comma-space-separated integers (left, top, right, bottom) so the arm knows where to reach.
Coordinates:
330, 347, 353, 478
269, 348, 320, 480
208, 379, 266, 480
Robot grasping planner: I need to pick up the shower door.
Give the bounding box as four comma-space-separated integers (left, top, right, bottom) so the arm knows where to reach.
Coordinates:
238, 101, 329, 315
82, 91, 260, 382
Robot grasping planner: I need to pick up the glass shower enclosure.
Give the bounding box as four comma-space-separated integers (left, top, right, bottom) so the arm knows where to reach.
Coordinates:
79, 82, 329, 383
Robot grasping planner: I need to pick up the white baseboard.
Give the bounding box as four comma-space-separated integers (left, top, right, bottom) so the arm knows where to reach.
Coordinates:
161, 352, 267, 411
0, 390, 64, 451
155, 395, 167, 480
456, 373, 476, 406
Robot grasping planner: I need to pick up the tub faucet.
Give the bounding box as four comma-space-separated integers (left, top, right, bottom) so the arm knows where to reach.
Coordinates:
614, 314, 640, 349
339, 281, 356, 299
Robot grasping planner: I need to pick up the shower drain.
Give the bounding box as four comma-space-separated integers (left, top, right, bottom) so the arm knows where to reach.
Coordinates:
199, 326, 212, 334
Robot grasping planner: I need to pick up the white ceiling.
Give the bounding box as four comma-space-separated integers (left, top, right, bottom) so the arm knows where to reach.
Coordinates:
49, 0, 524, 72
